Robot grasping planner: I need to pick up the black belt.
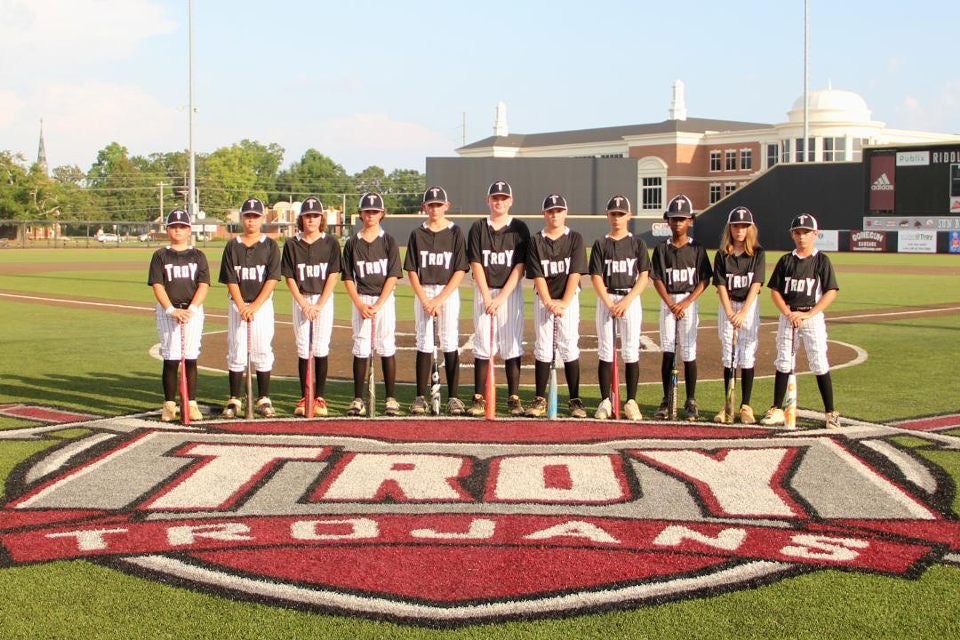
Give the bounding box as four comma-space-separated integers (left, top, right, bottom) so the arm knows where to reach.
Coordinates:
730, 297, 747, 303
607, 288, 630, 295
790, 306, 813, 312
172, 302, 192, 309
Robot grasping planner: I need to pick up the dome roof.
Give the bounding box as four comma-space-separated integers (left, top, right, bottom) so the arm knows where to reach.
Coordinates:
787, 88, 872, 123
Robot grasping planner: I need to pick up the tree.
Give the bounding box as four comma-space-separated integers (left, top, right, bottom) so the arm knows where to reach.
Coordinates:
86, 142, 156, 220
276, 149, 351, 202
383, 168, 426, 213
201, 140, 284, 216
353, 165, 386, 194
0, 151, 31, 220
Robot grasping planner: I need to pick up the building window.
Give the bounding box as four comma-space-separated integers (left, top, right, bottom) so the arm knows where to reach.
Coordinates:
767, 144, 779, 168
709, 183, 722, 204
781, 139, 792, 163
725, 150, 737, 171
824, 137, 847, 161
740, 149, 752, 171
709, 150, 721, 172
641, 177, 663, 211
852, 137, 868, 161
795, 137, 816, 162
724, 183, 737, 196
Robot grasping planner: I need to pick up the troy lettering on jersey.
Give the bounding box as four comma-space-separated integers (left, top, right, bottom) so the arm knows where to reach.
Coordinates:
784, 277, 817, 296
725, 273, 755, 290
164, 263, 199, 281
297, 263, 329, 281
232, 265, 267, 282
604, 258, 636, 277
481, 250, 514, 267
419, 251, 454, 270
355, 259, 389, 279
540, 257, 571, 277
666, 267, 697, 287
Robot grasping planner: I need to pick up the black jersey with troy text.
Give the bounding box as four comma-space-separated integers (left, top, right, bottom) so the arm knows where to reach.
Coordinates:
467, 217, 531, 289
526, 228, 589, 299
281, 232, 342, 295
767, 249, 839, 310
588, 233, 652, 293
650, 238, 713, 294
218, 236, 282, 303
147, 246, 211, 306
712, 248, 766, 301
341, 229, 402, 296
403, 222, 469, 285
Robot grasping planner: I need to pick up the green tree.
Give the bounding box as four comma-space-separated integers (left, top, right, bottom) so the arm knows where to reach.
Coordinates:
86, 142, 156, 220
383, 168, 425, 213
202, 140, 284, 216
276, 149, 351, 202
0, 151, 31, 219
50, 165, 96, 221
353, 165, 386, 194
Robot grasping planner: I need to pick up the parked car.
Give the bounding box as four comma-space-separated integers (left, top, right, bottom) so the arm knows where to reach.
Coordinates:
95, 232, 121, 243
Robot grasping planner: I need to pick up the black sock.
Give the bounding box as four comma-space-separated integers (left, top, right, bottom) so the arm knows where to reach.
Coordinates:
382, 355, 396, 398
474, 358, 488, 396
298, 357, 308, 397
816, 372, 835, 412
598, 360, 612, 400
444, 350, 459, 397
683, 360, 698, 400
162, 360, 178, 401
315, 356, 328, 397
741, 367, 755, 405
353, 356, 366, 398
229, 370, 243, 398
505, 357, 521, 397
186, 360, 197, 400
564, 359, 581, 399
256, 371, 271, 399
625, 361, 639, 402
416, 351, 431, 396
534, 359, 550, 397
660, 353, 674, 400
773, 370, 789, 407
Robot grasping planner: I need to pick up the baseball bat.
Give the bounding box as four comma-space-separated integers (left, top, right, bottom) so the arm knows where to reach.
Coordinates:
722, 328, 738, 424
784, 326, 798, 429
485, 313, 496, 420
179, 321, 190, 425
430, 311, 441, 416
245, 319, 254, 420
669, 315, 679, 421
611, 316, 620, 420
367, 313, 376, 418
305, 315, 315, 419
548, 314, 559, 420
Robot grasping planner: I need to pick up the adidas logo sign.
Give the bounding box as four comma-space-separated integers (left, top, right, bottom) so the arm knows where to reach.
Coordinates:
871, 173, 894, 191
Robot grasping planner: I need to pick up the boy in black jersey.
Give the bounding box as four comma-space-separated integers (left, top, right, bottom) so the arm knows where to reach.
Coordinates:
650, 194, 713, 421
148, 209, 210, 422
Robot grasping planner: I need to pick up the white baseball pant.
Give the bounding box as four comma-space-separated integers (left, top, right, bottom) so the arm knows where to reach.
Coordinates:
472, 285, 524, 360
717, 299, 760, 368
414, 284, 460, 353
291, 294, 334, 359
659, 294, 699, 362
533, 291, 580, 363
155, 305, 204, 360
595, 294, 642, 363
774, 312, 830, 375
352, 292, 397, 358
226, 296, 275, 372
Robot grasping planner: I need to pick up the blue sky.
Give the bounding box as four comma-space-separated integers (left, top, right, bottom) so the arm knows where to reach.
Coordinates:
1, 0, 957, 174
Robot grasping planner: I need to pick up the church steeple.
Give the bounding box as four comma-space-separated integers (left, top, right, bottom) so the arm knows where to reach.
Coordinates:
37, 119, 48, 176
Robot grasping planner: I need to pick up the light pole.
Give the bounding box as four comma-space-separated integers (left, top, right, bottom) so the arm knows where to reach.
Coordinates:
187, 0, 197, 222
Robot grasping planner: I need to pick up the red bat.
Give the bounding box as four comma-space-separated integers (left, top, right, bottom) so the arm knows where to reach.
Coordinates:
305, 317, 315, 419
179, 323, 190, 425
485, 313, 496, 420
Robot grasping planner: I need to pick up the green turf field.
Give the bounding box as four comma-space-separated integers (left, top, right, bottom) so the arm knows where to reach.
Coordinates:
1, 247, 958, 639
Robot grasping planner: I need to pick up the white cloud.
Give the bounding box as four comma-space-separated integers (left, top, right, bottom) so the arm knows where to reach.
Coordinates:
0, 90, 27, 128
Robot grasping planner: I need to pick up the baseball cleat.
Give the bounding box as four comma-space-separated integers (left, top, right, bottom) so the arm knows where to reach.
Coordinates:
568, 398, 587, 419
160, 401, 178, 423
346, 398, 366, 417
653, 399, 670, 420
410, 396, 427, 415
594, 398, 613, 420
623, 399, 643, 421
256, 397, 275, 418
313, 397, 328, 417
507, 395, 524, 417
221, 397, 242, 419
713, 408, 734, 424
759, 407, 785, 426
467, 394, 486, 417
385, 397, 401, 417
447, 397, 466, 416
294, 397, 307, 417
739, 404, 756, 424
825, 410, 842, 428
683, 398, 700, 422
188, 401, 203, 422
524, 396, 547, 418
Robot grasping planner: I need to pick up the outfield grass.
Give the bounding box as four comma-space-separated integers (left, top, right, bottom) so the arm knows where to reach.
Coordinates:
1, 249, 959, 639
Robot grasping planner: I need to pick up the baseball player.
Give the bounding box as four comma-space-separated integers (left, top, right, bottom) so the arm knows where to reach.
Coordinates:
712, 206, 765, 424
589, 195, 652, 421
341, 191, 403, 417
404, 186, 469, 415
218, 197, 282, 418
147, 209, 211, 422
651, 194, 713, 421
281, 196, 341, 417
760, 214, 841, 428
524, 194, 589, 418
466, 180, 531, 417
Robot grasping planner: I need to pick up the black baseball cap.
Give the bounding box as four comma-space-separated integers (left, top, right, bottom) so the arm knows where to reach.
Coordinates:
240, 197, 265, 216
299, 197, 325, 216
423, 186, 449, 205
727, 206, 754, 224
542, 194, 567, 211
488, 180, 512, 197
165, 209, 191, 228
790, 213, 819, 231
665, 194, 694, 219
606, 195, 631, 214
358, 192, 385, 211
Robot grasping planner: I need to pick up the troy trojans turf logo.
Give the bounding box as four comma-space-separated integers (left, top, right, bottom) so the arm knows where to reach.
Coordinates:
1, 409, 958, 626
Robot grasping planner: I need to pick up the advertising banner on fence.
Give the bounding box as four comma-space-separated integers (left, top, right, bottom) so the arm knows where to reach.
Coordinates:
897, 230, 937, 253
850, 230, 886, 252
815, 230, 839, 251
869, 154, 896, 211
